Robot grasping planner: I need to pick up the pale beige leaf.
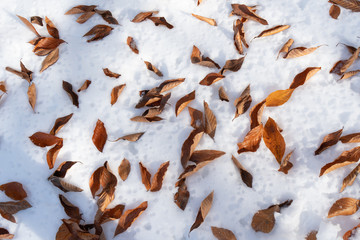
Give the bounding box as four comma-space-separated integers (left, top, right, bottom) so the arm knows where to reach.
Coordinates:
277, 39, 294, 59
191, 13, 217, 26
284, 46, 323, 59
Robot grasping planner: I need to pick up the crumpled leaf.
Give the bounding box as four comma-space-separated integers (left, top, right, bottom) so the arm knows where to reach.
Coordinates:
233, 19, 248, 55
40, 47, 59, 73
191, 13, 217, 26
232, 155, 253, 188
277, 39, 294, 59
127, 36, 139, 54
211, 226, 237, 240
329, 0, 360, 12
131, 11, 159, 23
289, 67, 321, 89
59, 195, 82, 221
237, 125, 263, 154
149, 16, 173, 29
118, 158, 131, 181
83, 25, 113, 42
181, 128, 204, 168
284, 45, 323, 59
328, 198, 359, 218
220, 57, 245, 75
278, 150, 294, 174
231, 4, 268, 25
190, 191, 214, 233
340, 163, 360, 192
0, 182, 27, 201
174, 179, 189, 210
111, 84, 126, 105
263, 118, 285, 165
92, 120, 107, 152
199, 73, 225, 86
27, 83, 36, 112
204, 101, 217, 139
265, 89, 294, 107
329, 4, 341, 19
249, 100, 266, 129
188, 107, 204, 129
191, 45, 220, 69
17, 15, 41, 37
315, 128, 343, 155
175, 90, 195, 116
77, 80, 91, 92
96, 204, 125, 225
144, 61, 163, 77
103, 68, 120, 78
218, 86, 229, 102
50, 113, 73, 135
114, 201, 148, 236
253, 25, 290, 39
29, 132, 62, 147
233, 84, 252, 120
95, 9, 119, 25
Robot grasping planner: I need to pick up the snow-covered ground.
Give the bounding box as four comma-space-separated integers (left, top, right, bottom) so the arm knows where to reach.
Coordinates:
0, 0, 360, 239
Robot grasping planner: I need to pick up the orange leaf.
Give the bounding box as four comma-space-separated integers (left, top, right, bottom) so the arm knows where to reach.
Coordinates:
265, 89, 294, 107
314, 128, 343, 155
92, 120, 107, 152
263, 117, 285, 165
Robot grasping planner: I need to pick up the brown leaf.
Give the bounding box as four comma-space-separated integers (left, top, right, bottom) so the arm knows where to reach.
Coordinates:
218, 87, 229, 102
65, 5, 97, 15
144, 61, 163, 77
103, 68, 120, 78
118, 158, 131, 181
49, 176, 83, 193
59, 195, 81, 221
249, 100, 266, 129
277, 39, 294, 59
95, 9, 119, 25
330, 4, 341, 19
113, 132, 145, 142
233, 19, 248, 55
51, 161, 79, 178
5, 62, 32, 83
114, 201, 148, 236
174, 179, 190, 210
150, 161, 170, 192
289, 67, 321, 89
83, 25, 113, 42
47, 139, 63, 169
0, 182, 27, 201
189, 150, 225, 164
340, 163, 360, 192
211, 226, 237, 240
0, 82, 6, 94
45, 16, 59, 39
149, 17, 173, 29
29, 132, 62, 147
233, 84, 252, 120
284, 45, 323, 59
278, 150, 294, 174
265, 89, 294, 107
306, 230, 318, 240
0, 228, 14, 239
328, 198, 360, 218
237, 125, 263, 154
188, 107, 204, 129
254, 25, 290, 39
0, 200, 32, 217
17, 15, 40, 37
231, 4, 268, 25
40, 48, 59, 73
330, 60, 346, 75
127, 36, 139, 54
139, 162, 151, 191
181, 128, 204, 168
30, 16, 43, 26
263, 118, 285, 165
340, 133, 360, 143
204, 101, 217, 139
130, 116, 163, 122
33, 37, 65, 55
191, 13, 217, 26
92, 120, 107, 152
339, 70, 360, 80
314, 128, 343, 155
329, 0, 360, 12
343, 224, 360, 240
338, 43, 359, 55
59, 219, 99, 240
320, 146, 360, 176
76, 11, 96, 24
191, 46, 220, 69
110, 84, 126, 105
158, 78, 185, 93
232, 155, 253, 188
77, 80, 91, 92
131, 11, 159, 23
175, 90, 195, 117
62, 81, 79, 108
190, 191, 214, 233
178, 159, 219, 180
199, 73, 225, 86
340, 47, 360, 73
220, 57, 245, 75
27, 83, 36, 112
50, 113, 73, 135
97, 204, 125, 225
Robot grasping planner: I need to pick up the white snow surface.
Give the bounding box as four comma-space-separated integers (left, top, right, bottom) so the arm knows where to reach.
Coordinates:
0, 0, 360, 239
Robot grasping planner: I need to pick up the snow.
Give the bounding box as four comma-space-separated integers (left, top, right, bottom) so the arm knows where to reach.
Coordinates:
0, 0, 360, 239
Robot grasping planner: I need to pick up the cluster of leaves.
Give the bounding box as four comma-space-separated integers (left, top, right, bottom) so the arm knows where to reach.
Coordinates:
330, 43, 360, 81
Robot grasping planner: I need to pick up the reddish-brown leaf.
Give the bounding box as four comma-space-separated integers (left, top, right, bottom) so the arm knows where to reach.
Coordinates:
233, 84, 252, 120
118, 158, 131, 181
330, 4, 341, 19
92, 120, 107, 152
150, 161, 170, 192
220, 57, 245, 75
265, 89, 294, 107
62, 81, 79, 108
95, 9, 119, 25
97, 204, 125, 224
340, 163, 360, 192
191, 46, 220, 69
181, 128, 204, 168
343, 224, 360, 240
50, 113, 73, 135
40, 47, 59, 73
199, 73, 225, 86
114, 201, 148, 236
218, 87, 229, 102
47, 139, 63, 169
277, 39, 294, 59
278, 150, 294, 174
30, 16, 43, 26
29, 132, 62, 147
314, 128, 343, 155
111, 84, 126, 105
83, 25, 113, 42
76, 11, 96, 24
189, 150, 225, 164
144, 61, 163, 77
149, 17, 173, 29
174, 179, 190, 210
131, 11, 159, 23
231, 4, 268, 25
33, 37, 65, 54
59, 195, 81, 221
0, 182, 27, 201
175, 90, 195, 116
51, 161, 78, 178
204, 101, 217, 139
232, 155, 253, 188
27, 83, 36, 112
328, 198, 360, 218
65, 5, 97, 15
237, 125, 263, 154
263, 118, 285, 165
48, 176, 83, 193
289, 67, 321, 89
127, 36, 139, 54
329, 0, 360, 12
139, 162, 152, 191
103, 68, 120, 78
306, 230, 318, 240
249, 100, 266, 129
77, 80, 91, 92
17, 15, 41, 37
0, 82, 6, 94
340, 133, 360, 143
0, 200, 32, 219
190, 191, 214, 233
211, 226, 237, 240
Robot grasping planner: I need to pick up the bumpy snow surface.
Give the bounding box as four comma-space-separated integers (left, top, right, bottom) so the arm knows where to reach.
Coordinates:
1, 0, 360, 239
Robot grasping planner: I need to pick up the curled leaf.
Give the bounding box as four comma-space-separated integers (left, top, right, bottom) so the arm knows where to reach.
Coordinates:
62, 81, 79, 108
150, 161, 170, 192
29, 132, 62, 147
92, 120, 107, 152
254, 25, 290, 39
48, 176, 83, 193
190, 191, 214, 233
50, 113, 73, 135
181, 128, 204, 168
65, 5, 97, 15
314, 128, 343, 155
189, 150, 225, 164
340, 47, 360, 73
127, 36, 139, 54
77, 80, 91, 92
0, 182, 27, 201
343, 224, 360, 240
249, 100, 266, 129
118, 158, 131, 181
265, 89, 294, 107
218, 87, 229, 102
233, 84, 252, 120
188, 107, 204, 129
51, 161, 78, 178
232, 155, 253, 188
17, 15, 41, 37
284, 45, 323, 59
175, 90, 195, 116
113, 132, 145, 142
111, 84, 126, 105
329, 0, 360, 12
83, 25, 113, 42
144, 61, 163, 77
158, 78, 185, 93
30, 16, 43, 26
45, 17, 59, 39
59, 195, 81, 220
174, 179, 189, 210
339, 70, 360, 80
149, 17, 173, 29
47, 139, 63, 169
103, 68, 120, 78
278, 150, 294, 174
139, 162, 151, 191
191, 13, 217, 26
289, 67, 321, 89
233, 19, 248, 55
341, 163, 360, 192
114, 201, 148, 236
328, 198, 359, 218
191, 45, 220, 69
263, 118, 285, 165
76, 11, 96, 24
237, 125, 263, 154
199, 73, 225, 86
220, 57, 245, 75
131, 116, 163, 122
0, 228, 14, 239
277, 39, 294, 59
95, 9, 119, 25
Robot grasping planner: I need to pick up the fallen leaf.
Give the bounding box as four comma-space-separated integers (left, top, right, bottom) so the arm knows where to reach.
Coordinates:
233, 19, 248, 55
278, 150, 294, 174
249, 100, 266, 129
144, 61, 163, 77
130, 116, 163, 122
92, 120, 107, 152
127, 36, 139, 54
62, 81, 79, 108
329, 0, 360, 12
175, 90, 195, 116
340, 133, 360, 143
103, 68, 120, 78
174, 179, 189, 210
190, 191, 214, 233
0, 182, 27, 201
220, 57, 245, 75
343, 224, 360, 240
76, 11, 96, 24
191, 45, 220, 68
0, 200, 32, 223
265, 89, 294, 107
83, 25, 113, 42
306, 230, 318, 240
111, 84, 126, 105
330, 60, 346, 75
139, 162, 151, 191
179, 157, 222, 180
30, 16, 43, 26
232, 155, 253, 188
47, 139, 63, 169
340, 47, 360, 73
131, 11, 159, 23
149, 17, 173, 29
6, 61, 32, 83
189, 150, 225, 164
59, 195, 81, 221
0, 82, 6, 93
337, 43, 359, 55
77, 80, 91, 92
48, 176, 83, 193
96, 204, 125, 225
118, 158, 131, 181
51, 161, 78, 178
0, 228, 14, 239
314, 128, 343, 155
339, 70, 360, 80
29, 132, 62, 147
33, 37, 65, 55
158, 78, 185, 93
340, 163, 360, 192
328, 198, 360, 218
188, 107, 204, 129
320, 146, 360, 176
27, 83, 36, 112
197, 0, 202, 5
289, 67, 321, 89
95, 9, 119, 25
237, 125, 263, 154
45, 16, 59, 39
204, 101, 217, 139
191, 13, 217, 26
277, 39, 294, 59
114, 201, 148, 236
254, 25, 290, 39
218, 87, 229, 102
40, 48, 59, 73
263, 117, 285, 164
233, 84, 252, 120
284, 45, 323, 59
150, 161, 170, 192
211, 226, 237, 240
231, 4, 268, 25
330, 4, 341, 19
199, 73, 225, 86
17, 15, 40, 37
181, 128, 204, 168
113, 132, 145, 142
59, 219, 99, 239
65, 5, 97, 15
50, 113, 73, 135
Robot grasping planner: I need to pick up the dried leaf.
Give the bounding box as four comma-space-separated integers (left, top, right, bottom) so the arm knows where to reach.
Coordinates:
62, 81, 79, 108
51, 161, 78, 178
77, 80, 91, 92
92, 120, 107, 152
191, 46, 220, 69
103, 68, 120, 78
114, 201, 148, 236
220, 57, 245, 75
149, 17, 173, 29
150, 161, 170, 192
33, 37, 65, 54
330, 4, 341, 19
263, 118, 285, 165
59, 195, 81, 220
0, 228, 14, 239
284, 45, 323, 59
0, 182, 27, 201
29, 132, 62, 147
130, 116, 163, 122
83, 25, 113, 42
232, 155, 253, 188
278, 150, 294, 174
40, 48, 59, 73
190, 191, 214, 233
113, 132, 145, 142
189, 150, 225, 164
277, 39, 294, 59
111, 84, 126, 105
340, 47, 360, 73
328, 198, 360, 218
204, 101, 217, 139
127, 37, 139, 54
231, 4, 268, 25
254, 25, 290, 39
144, 61, 163, 77
47, 139, 63, 169
76, 12, 96, 24
343, 224, 360, 240
0, 200, 31, 223
158, 78, 185, 93
314, 128, 343, 155
320, 146, 360, 176
211, 226, 237, 240
30, 16, 43, 26
306, 230, 318, 240
179, 159, 219, 180
289, 67, 321, 89
0, 82, 7, 93
218, 87, 229, 102
49, 176, 83, 193
233, 84, 252, 120
330, 60, 346, 75
50, 113, 73, 135
338, 43, 358, 55
329, 0, 360, 12
27, 83, 36, 112
340, 133, 360, 143
139, 162, 151, 191
175, 90, 195, 116
250, 100, 266, 129
265, 89, 294, 107
191, 13, 217, 26
339, 70, 360, 80
45, 16, 59, 39
199, 73, 225, 86
237, 125, 263, 154
188, 107, 204, 129
95, 9, 119, 25
5, 63, 32, 83
131, 11, 159, 23
65, 5, 97, 15
233, 19, 248, 55
341, 163, 360, 192
17, 15, 40, 37
174, 179, 189, 210
97, 204, 125, 224
181, 128, 204, 168
118, 158, 131, 181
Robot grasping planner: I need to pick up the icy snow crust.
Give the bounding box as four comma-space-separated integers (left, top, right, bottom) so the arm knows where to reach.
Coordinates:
0, 0, 360, 239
